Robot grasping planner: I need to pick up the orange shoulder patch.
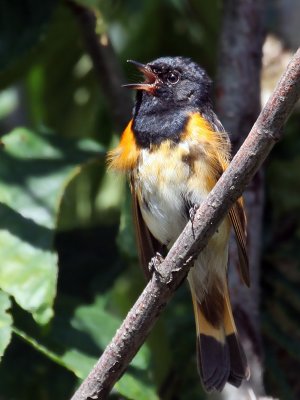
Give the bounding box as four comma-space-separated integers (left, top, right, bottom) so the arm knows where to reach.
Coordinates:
107, 119, 140, 172
182, 112, 213, 141
183, 113, 231, 190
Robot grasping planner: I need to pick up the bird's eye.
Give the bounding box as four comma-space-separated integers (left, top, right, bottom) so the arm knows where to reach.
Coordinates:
167, 71, 180, 84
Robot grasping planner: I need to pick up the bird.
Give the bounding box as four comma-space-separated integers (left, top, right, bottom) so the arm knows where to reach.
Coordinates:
108, 56, 250, 392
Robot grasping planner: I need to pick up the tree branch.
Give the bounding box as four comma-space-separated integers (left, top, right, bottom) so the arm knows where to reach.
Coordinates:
71, 49, 300, 400
66, 0, 132, 132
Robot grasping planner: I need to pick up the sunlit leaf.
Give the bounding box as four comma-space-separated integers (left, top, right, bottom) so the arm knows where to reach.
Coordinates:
0, 290, 12, 359
72, 296, 151, 370
57, 159, 123, 232
24, 4, 105, 140
0, 127, 103, 323
116, 373, 159, 400
13, 294, 158, 399
13, 326, 96, 378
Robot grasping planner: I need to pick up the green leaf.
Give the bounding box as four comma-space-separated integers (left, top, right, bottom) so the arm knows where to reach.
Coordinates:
0, 88, 18, 119
14, 294, 158, 399
57, 158, 124, 232
72, 296, 151, 370
12, 326, 96, 379
116, 185, 138, 260
0, 237, 57, 324
116, 373, 159, 400
24, 4, 106, 140
0, 290, 12, 359
0, 127, 103, 324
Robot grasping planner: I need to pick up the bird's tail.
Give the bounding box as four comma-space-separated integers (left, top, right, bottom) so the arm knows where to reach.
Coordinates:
191, 285, 250, 392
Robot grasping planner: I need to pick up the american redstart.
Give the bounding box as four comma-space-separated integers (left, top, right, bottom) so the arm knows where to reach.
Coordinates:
108, 56, 250, 392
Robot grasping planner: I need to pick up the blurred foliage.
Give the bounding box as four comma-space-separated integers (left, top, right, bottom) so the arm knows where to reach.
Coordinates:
0, 0, 299, 399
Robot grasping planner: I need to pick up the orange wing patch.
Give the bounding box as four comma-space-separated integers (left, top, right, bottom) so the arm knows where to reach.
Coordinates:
185, 113, 249, 286
107, 119, 140, 172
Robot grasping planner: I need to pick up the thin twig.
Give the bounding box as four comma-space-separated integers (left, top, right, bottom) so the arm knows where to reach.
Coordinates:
71, 49, 300, 400
67, 0, 132, 132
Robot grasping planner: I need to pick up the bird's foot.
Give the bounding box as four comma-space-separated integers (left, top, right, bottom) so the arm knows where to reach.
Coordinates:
149, 252, 164, 277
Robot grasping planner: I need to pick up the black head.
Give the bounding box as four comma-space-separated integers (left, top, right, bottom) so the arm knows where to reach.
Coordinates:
124, 56, 212, 110
124, 56, 214, 148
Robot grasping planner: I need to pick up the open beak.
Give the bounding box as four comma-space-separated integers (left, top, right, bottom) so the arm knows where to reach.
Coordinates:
122, 60, 157, 92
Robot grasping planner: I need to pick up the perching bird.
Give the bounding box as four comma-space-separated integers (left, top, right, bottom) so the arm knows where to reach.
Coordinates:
108, 56, 250, 392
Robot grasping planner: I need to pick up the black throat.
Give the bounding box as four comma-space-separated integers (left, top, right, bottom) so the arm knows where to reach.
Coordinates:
132, 91, 193, 148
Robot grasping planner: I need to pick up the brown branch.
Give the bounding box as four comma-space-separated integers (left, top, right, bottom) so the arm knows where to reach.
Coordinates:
215, 1, 266, 398
70, 49, 300, 400
66, 0, 132, 132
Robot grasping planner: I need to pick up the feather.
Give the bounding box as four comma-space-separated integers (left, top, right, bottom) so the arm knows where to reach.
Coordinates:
186, 112, 250, 287
229, 199, 250, 286
130, 176, 164, 281
191, 285, 249, 392
107, 119, 140, 171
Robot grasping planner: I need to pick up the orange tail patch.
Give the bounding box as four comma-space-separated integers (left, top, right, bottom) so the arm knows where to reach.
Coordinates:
191, 288, 249, 392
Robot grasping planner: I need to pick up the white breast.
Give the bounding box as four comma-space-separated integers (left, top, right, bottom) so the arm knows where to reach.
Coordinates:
134, 144, 208, 246
132, 139, 230, 301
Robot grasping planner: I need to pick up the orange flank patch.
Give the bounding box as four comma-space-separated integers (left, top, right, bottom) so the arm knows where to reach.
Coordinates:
107, 119, 140, 172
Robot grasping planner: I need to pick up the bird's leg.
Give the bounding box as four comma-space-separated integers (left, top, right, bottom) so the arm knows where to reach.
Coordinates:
189, 204, 199, 238
148, 252, 164, 277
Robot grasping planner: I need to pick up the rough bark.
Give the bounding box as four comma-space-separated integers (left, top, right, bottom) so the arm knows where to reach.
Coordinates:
70, 48, 300, 400
215, 0, 266, 398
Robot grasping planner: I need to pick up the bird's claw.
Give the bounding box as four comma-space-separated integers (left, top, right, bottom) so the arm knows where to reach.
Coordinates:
189, 204, 199, 238
149, 252, 164, 277
189, 204, 199, 221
